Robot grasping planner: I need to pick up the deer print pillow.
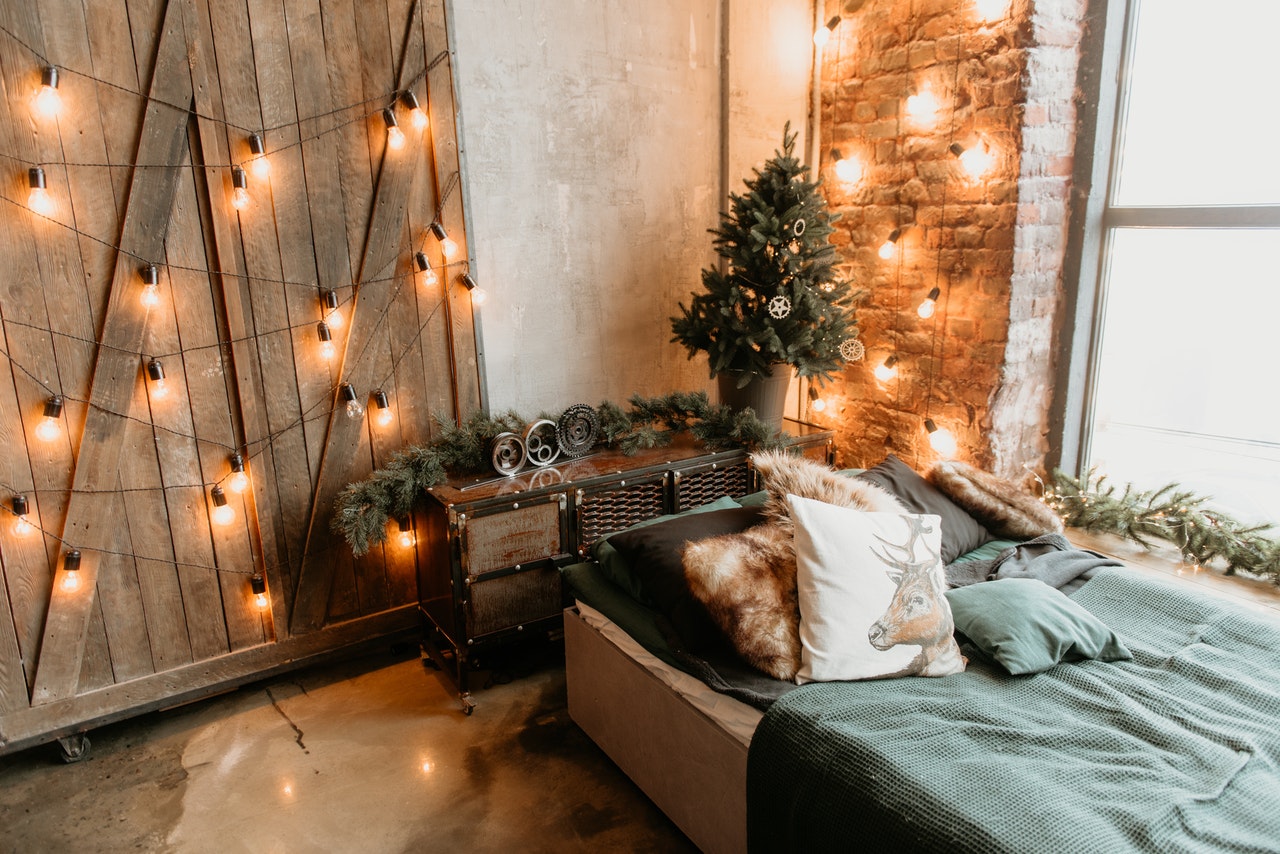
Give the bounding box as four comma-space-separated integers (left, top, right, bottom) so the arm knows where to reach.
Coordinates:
788, 495, 965, 683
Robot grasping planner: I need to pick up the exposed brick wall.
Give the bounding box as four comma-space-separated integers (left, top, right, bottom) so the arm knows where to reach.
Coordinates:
811, 0, 1086, 479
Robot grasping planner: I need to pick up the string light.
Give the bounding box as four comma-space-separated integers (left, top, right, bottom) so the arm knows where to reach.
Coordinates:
874, 354, 899, 383
60, 549, 82, 593
231, 166, 249, 210
33, 66, 62, 119
146, 357, 168, 399
372, 389, 394, 428
247, 132, 270, 180
830, 148, 863, 185
35, 395, 64, 442
317, 320, 335, 361
11, 495, 32, 537
917, 286, 941, 319
210, 485, 234, 526
382, 108, 405, 150
228, 453, 249, 494
339, 383, 364, 420
430, 221, 459, 259
397, 515, 415, 548
461, 273, 487, 306
414, 251, 438, 287
813, 14, 841, 47
807, 385, 828, 413
140, 263, 161, 309
906, 83, 938, 127
401, 91, 428, 131
973, 0, 1009, 22
250, 574, 269, 610
321, 289, 343, 330
925, 418, 958, 458
27, 167, 53, 215
878, 228, 902, 260
950, 140, 993, 179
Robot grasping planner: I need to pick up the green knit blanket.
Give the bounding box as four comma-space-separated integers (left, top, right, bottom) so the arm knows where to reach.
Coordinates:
747, 568, 1280, 853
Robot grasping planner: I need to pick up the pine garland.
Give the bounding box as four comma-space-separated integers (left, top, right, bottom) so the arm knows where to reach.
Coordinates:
332, 392, 788, 555
1048, 469, 1280, 585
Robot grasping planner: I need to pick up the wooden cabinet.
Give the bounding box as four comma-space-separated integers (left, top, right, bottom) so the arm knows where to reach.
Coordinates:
417, 421, 832, 712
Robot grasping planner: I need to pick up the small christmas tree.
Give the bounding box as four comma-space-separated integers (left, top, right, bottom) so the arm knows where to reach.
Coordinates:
671, 123, 861, 388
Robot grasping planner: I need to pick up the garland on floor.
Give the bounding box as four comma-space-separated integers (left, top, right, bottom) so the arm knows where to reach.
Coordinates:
1047, 470, 1280, 585
333, 391, 787, 555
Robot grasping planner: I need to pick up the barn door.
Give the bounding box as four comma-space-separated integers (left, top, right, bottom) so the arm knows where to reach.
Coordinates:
0, 0, 480, 719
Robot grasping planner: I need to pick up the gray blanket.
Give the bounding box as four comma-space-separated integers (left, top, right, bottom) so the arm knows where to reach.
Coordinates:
945, 532, 1122, 594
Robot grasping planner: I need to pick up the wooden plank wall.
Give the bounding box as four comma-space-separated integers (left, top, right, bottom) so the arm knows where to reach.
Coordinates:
0, 0, 481, 754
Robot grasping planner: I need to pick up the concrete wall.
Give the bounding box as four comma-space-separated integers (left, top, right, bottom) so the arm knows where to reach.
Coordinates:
450, 0, 813, 415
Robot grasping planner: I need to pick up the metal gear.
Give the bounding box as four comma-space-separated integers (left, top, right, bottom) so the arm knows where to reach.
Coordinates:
490, 432, 527, 476
556, 403, 599, 457
523, 419, 561, 467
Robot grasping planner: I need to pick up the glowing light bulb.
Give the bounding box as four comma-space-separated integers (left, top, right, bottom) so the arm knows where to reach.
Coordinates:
27, 167, 53, 216
248, 133, 270, 180
317, 321, 335, 361
811, 397, 827, 413
906, 84, 938, 126
462, 273, 486, 306
431, 222, 459, 259
33, 67, 62, 119
147, 358, 168, 399
402, 91, 429, 131
372, 389, 394, 428
383, 108, 405, 150
60, 549, 81, 592
414, 252, 439, 288
973, 0, 1009, 22
960, 144, 994, 179
874, 355, 899, 383
917, 286, 941, 319
926, 419, 958, 459
251, 575, 269, 610
813, 15, 840, 46
140, 264, 161, 309
878, 228, 901, 260
833, 153, 862, 185
228, 453, 249, 494
231, 166, 249, 210
36, 395, 63, 442
12, 496, 32, 537
397, 517, 415, 548
210, 485, 234, 526
340, 383, 364, 420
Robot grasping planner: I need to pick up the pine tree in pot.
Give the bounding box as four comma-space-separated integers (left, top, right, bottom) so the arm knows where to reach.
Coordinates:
670, 124, 862, 430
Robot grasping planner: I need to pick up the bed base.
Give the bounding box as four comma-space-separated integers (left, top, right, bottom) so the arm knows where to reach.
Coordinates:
563, 607, 747, 854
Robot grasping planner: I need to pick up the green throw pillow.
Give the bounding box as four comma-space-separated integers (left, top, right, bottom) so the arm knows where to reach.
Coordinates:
592, 495, 741, 604
945, 578, 1132, 675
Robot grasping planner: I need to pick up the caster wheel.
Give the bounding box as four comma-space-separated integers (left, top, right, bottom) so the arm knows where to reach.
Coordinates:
57, 734, 91, 763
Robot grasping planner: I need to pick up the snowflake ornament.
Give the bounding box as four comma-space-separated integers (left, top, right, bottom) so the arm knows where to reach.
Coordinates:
840, 337, 866, 362
768, 295, 792, 319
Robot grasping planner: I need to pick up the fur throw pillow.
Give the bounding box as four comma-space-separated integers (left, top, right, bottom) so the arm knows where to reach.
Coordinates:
682, 523, 800, 681
928, 460, 1064, 540
750, 450, 905, 533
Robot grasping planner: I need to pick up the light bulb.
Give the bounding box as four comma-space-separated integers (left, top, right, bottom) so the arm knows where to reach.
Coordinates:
231, 166, 249, 210
339, 383, 364, 420
834, 154, 863, 185
383, 108, 405, 150
431, 222, 458, 259
926, 419, 958, 458
906, 84, 938, 126
960, 144, 993, 179
917, 286, 941, 319
973, 0, 1009, 22
33, 67, 62, 119
27, 168, 53, 216
397, 517, 415, 548
228, 453, 249, 494
60, 550, 81, 592
151, 377, 168, 399
36, 395, 63, 442
317, 321, 334, 361
248, 133, 270, 180
210, 485, 234, 526
399, 529, 415, 548
319, 340, 334, 361
140, 265, 161, 309
414, 252, 439, 288
401, 91, 429, 131
254, 590, 269, 609
372, 389, 393, 427
811, 397, 827, 413
874, 355, 899, 383
878, 231, 900, 260
462, 274, 487, 306
813, 15, 840, 47
12, 496, 32, 537
251, 575, 269, 610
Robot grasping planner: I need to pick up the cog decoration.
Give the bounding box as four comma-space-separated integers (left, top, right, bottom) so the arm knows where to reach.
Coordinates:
840, 337, 866, 363
523, 419, 561, 467
768, 295, 792, 320
556, 403, 599, 457
490, 432, 527, 476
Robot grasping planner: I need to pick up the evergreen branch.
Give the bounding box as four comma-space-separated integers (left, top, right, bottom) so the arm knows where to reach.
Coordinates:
1048, 469, 1280, 585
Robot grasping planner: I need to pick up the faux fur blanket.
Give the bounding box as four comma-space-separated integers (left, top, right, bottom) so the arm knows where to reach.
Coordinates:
929, 459, 1064, 540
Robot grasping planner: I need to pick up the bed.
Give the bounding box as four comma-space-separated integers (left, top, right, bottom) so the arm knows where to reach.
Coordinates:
561, 457, 1280, 853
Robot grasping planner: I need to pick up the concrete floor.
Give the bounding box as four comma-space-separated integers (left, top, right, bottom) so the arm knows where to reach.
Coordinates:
0, 642, 697, 853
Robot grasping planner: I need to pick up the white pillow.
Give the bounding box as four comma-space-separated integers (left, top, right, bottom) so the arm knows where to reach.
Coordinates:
789, 495, 965, 683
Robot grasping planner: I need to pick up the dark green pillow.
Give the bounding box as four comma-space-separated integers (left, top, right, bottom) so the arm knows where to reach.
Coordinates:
592, 495, 741, 604
945, 578, 1132, 675
858, 454, 992, 564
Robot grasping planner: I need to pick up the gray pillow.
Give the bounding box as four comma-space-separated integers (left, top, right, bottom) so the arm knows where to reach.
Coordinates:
858, 454, 993, 563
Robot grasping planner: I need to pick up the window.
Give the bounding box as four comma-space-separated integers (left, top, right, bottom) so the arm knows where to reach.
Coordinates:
1064, 0, 1280, 524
